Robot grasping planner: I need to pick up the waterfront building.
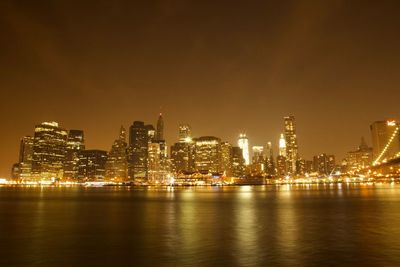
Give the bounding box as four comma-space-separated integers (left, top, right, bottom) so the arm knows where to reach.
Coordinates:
11, 163, 21, 180
313, 154, 336, 175
284, 116, 299, 175
105, 126, 128, 181
276, 155, 287, 176
63, 130, 85, 180
346, 137, 373, 173
31, 122, 68, 180
78, 150, 108, 181
171, 142, 194, 173
238, 133, 250, 165
194, 136, 221, 173
305, 160, 314, 174
147, 142, 161, 182
250, 146, 264, 175
128, 121, 149, 180
296, 158, 306, 175
221, 142, 232, 176
171, 124, 195, 173
231, 146, 245, 177
19, 136, 34, 180
370, 120, 400, 163
264, 142, 275, 176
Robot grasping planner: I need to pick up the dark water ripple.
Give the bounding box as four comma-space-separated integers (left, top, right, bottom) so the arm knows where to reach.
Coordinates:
1, 184, 400, 266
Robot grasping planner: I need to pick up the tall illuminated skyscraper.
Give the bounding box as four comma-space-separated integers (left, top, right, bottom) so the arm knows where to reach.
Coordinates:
284, 116, 299, 174
238, 133, 250, 165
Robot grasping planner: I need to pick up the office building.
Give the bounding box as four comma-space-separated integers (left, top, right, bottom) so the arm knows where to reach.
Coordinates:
194, 136, 221, 173
105, 126, 128, 181
31, 122, 68, 180
284, 116, 299, 175
127, 121, 149, 180
64, 130, 85, 180
238, 133, 250, 165
78, 150, 108, 180
231, 146, 245, 177
19, 136, 34, 180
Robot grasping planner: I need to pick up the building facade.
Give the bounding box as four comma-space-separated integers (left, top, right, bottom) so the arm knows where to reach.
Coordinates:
31, 122, 68, 180
64, 130, 85, 180
238, 133, 250, 165
284, 116, 299, 175
78, 150, 108, 181
105, 126, 128, 181
194, 136, 221, 173
128, 121, 149, 180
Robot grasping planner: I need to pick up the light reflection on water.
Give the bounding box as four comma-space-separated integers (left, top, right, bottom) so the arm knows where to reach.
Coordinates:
1, 184, 400, 266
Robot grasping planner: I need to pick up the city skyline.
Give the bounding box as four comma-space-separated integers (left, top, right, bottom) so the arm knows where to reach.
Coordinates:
2, 114, 400, 178
1, 1, 400, 177
9, 115, 400, 182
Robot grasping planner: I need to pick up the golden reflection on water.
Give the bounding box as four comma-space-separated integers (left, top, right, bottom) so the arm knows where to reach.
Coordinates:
235, 186, 260, 266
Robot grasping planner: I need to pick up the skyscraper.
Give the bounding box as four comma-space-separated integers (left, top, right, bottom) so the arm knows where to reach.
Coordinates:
346, 137, 373, 173
370, 120, 400, 163
171, 123, 195, 174
264, 142, 275, 176
105, 126, 128, 181
128, 121, 149, 181
276, 155, 287, 177
156, 113, 164, 141
221, 142, 232, 176
64, 130, 85, 180
171, 142, 194, 173
284, 116, 299, 175
238, 133, 250, 165
19, 136, 34, 180
194, 136, 222, 173
31, 122, 68, 180
279, 134, 286, 157
78, 150, 108, 181
231, 146, 245, 177
179, 124, 192, 142
313, 154, 336, 175
252, 146, 264, 164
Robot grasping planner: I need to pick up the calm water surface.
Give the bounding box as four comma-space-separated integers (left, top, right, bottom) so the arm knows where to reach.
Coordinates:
1, 184, 400, 266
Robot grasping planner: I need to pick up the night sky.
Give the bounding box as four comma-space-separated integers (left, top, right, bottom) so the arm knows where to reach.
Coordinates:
1, 0, 400, 177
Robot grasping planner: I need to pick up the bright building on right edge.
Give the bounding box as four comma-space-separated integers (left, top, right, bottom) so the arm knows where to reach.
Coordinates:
284, 116, 299, 175
370, 120, 400, 164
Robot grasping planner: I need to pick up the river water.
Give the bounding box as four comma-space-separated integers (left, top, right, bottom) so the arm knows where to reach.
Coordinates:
1, 184, 400, 266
